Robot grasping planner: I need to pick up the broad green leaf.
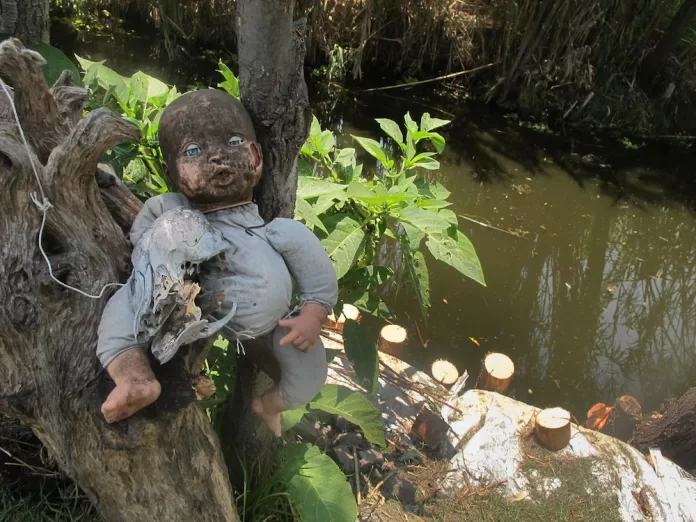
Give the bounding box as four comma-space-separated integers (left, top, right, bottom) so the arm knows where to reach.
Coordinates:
295, 197, 328, 234
310, 384, 385, 447
346, 181, 388, 205
281, 407, 307, 433
217, 60, 240, 98
76, 55, 128, 103
297, 176, 346, 199
420, 113, 451, 132
411, 130, 446, 152
309, 115, 322, 139
139, 71, 168, 101
399, 207, 451, 234
404, 112, 418, 135
128, 72, 148, 108
417, 180, 451, 200
29, 42, 80, 86
313, 192, 347, 215
435, 208, 458, 226
426, 232, 486, 286
334, 147, 357, 167
320, 214, 366, 280
342, 321, 380, 396
341, 266, 393, 317
353, 136, 390, 167
419, 199, 452, 210
298, 156, 315, 177
399, 221, 425, 251
405, 132, 416, 161
411, 156, 440, 170
376, 118, 404, 147
319, 130, 335, 155
404, 248, 430, 319
278, 444, 357, 522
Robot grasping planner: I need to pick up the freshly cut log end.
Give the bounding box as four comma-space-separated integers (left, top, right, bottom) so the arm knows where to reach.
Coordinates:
476, 352, 515, 395
431, 359, 459, 386
535, 407, 571, 451
324, 304, 361, 333
377, 324, 408, 359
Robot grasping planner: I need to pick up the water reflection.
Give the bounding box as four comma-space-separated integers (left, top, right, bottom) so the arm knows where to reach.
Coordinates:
324, 94, 696, 417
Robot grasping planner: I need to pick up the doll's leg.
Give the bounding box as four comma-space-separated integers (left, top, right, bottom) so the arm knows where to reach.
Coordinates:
101, 348, 161, 423
251, 326, 328, 437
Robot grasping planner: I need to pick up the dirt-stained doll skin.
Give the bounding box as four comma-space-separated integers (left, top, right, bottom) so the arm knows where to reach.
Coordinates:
158, 89, 263, 208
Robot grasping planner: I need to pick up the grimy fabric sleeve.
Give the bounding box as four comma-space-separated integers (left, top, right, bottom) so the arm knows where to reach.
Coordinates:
265, 218, 338, 313
96, 193, 190, 368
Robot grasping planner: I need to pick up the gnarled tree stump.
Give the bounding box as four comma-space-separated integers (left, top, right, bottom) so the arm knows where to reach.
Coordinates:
0, 38, 237, 521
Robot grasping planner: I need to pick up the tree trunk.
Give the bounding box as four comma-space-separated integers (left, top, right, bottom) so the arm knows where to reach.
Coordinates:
220, 0, 312, 481
631, 387, 696, 472
1, 0, 50, 44
0, 38, 238, 522
237, 0, 312, 220
639, 0, 696, 90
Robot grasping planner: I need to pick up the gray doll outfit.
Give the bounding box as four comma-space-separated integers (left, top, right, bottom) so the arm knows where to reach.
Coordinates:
97, 193, 338, 409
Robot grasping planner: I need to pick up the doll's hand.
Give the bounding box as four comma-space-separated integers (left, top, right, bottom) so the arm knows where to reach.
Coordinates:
278, 303, 327, 352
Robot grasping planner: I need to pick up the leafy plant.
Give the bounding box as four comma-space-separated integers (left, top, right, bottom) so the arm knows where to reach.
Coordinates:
298, 113, 485, 320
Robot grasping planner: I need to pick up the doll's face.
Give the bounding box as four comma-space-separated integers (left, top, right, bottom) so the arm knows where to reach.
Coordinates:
158, 90, 262, 206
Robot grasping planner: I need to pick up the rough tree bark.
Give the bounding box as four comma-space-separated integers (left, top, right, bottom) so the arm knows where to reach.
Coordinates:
631, 387, 696, 472
0, 39, 238, 522
237, 0, 312, 220
220, 0, 312, 485
0, 0, 50, 44
639, 0, 696, 90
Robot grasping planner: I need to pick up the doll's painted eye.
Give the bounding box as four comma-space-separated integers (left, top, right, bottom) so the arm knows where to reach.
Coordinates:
229, 136, 244, 146
185, 144, 201, 157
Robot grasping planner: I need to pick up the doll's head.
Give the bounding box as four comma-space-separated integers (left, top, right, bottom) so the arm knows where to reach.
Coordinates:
158, 90, 262, 207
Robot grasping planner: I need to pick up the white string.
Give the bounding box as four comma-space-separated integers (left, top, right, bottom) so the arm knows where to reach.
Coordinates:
1, 78, 123, 299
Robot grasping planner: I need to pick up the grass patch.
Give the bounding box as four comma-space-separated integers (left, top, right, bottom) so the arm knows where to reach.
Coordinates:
0, 487, 100, 522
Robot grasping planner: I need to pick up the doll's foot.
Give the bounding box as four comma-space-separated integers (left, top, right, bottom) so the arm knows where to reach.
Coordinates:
252, 397, 282, 437
101, 379, 161, 423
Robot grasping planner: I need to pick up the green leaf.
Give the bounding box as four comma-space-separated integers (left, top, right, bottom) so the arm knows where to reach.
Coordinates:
353, 136, 390, 168
426, 232, 486, 286
399, 207, 451, 234
411, 156, 440, 170
399, 221, 425, 251
217, 60, 240, 98
313, 192, 346, 215
376, 118, 404, 147
318, 130, 335, 155
342, 321, 380, 396
320, 214, 366, 280
297, 176, 346, 199
420, 113, 451, 132
334, 147, 357, 168
404, 248, 430, 319
309, 115, 322, 139
417, 180, 451, 200
309, 384, 385, 447
419, 199, 452, 210
295, 197, 329, 234
122, 157, 149, 185
281, 407, 307, 433
29, 42, 80, 86
132, 71, 168, 102
76, 55, 128, 104
278, 443, 357, 522
404, 112, 418, 135
405, 132, 416, 161
435, 208, 458, 226
346, 181, 385, 205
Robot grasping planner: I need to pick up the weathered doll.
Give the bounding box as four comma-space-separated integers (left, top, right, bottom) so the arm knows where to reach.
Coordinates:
97, 89, 338, 436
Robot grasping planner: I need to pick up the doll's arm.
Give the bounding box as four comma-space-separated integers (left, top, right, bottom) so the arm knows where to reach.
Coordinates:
129, 192, 190, 246
265, 218, 339, 314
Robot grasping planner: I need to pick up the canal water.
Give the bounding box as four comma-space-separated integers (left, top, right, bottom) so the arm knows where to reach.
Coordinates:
56, 29, 696, 419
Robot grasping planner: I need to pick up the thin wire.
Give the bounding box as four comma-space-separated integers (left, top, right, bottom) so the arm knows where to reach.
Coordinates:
1, 78, 123, 299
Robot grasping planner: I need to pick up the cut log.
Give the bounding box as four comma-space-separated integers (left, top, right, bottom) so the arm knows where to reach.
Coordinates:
325, 303, 361, 333
631, 387, 696, 472
535, 407, 571, 451
377, 324, 408, 359
476, 352, 514, 394
601, 395, 642, 442
431, 359, 459, 386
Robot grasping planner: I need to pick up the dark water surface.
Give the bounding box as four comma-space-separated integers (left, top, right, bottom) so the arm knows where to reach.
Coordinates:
59, 31, 696, 419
